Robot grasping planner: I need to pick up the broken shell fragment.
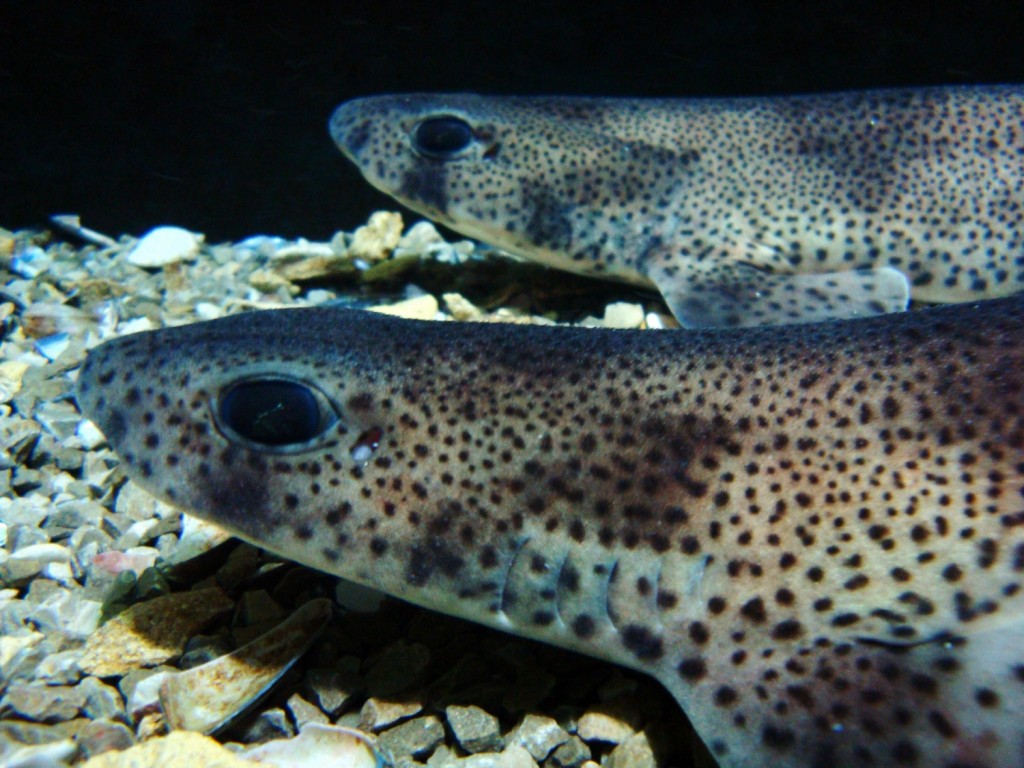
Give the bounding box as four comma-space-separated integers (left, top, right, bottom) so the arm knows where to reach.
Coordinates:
160, 598, 332, 734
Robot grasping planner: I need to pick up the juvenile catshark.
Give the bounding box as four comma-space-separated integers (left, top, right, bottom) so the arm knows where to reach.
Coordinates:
76, 295, 1024, 767
331, 86, 1024, 327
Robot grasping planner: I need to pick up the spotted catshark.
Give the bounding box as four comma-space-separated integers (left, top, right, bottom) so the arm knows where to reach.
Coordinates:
76, 294, 1024, 767
331, 86, 1024, 328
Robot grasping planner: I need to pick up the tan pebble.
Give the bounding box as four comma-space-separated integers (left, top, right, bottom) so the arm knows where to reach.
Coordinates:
78, 587, 233, 677
601, 302, 645, 329
350, 211, 404, 261
605, 731, 656, 768
0, 361, 31, 403
81, 729, 255, 768
127, 226, 203, 268
273, 254, 356, 282
369, 294, 439, 320
442, 292, 483, 320
576, 710, 636, 745
248, 269, 299, 295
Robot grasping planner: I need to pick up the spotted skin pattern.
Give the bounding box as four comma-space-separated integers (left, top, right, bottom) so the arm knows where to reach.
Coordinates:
331, 86, 1024, 328
76, 295, 1024, 767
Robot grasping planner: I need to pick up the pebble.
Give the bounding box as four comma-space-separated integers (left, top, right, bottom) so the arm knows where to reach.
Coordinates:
445, 704, 503, 753
369, 293, 440, 320
235, 706, 295, 744
304, 659, 363, 715
360, 697, 424, 732
507, 714, 570, 762
364, 639, 431, 696
126, 226, 203, 268
75, 718, 135, 761
285, 693, 329, 729
350, 210, 404, 261
0, 681, 86, 722
378, 714, 445, 758
79, 729, 255, 768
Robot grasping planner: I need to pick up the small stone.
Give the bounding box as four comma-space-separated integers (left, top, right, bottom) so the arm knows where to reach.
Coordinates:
78, 730, 254, 768
35, 649, 83, 684
576, 709, 636, 745
443, 292, 484, 320
1, 739, 77, 767
365, 639, 431, 696
369, 294, 439, 321
285, 693, 329, 728
75, 718, 135, 761
79, 587, 233, 676
549, 735, 591, 767
601, 302, 645, 329
397, 220, 444, 253
605, 731, 656, 768
460, 744, 538, 768
378, 715, 445, 759
235, 707, 294, 744
305, 658, 363, 715
0, 682, 86, 723
508, 714, 569, 761
248, 268, 299, 295
0, 361, 30, 403
126, 226, 202, 268
360, 697, 423, 731
445, 704, 503, 753
79, 676, 125, 721
349, 211, 404, 262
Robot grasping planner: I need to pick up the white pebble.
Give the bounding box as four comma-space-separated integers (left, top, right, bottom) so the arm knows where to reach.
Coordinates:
75, 419, 107, 450
127, 226, 203, 268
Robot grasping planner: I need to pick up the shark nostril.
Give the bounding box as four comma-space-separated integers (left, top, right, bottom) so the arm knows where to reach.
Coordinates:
411, 116, 474, 158
218, 379, 333, 448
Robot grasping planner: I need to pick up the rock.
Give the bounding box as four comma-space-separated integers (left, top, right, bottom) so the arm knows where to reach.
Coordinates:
126, 226, 202, 268
1, 738, 77, 768
79, 676, 125, 721
349, 211, 403, 262
235, 707, 294, 744
79, 730, 254, 768
445, 704, 503, 753
304, 658, 363, 715
78, 587, 233, 676
243, 723, 386, 768
0, 361, 30, 403
507, 714, 569, 762
442, 293, 484, 320
0, 682, 86, 722
605, 731, 657, 768
360, 697, 423, 732
285, 693, 328, 729
369, 293, 439, 321
75, 718, 135, 761
549, 735, 591, 767
378, 714, 445, 759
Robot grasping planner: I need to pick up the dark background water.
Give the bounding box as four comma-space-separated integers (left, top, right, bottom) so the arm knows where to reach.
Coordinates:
3, 0, 1023, 241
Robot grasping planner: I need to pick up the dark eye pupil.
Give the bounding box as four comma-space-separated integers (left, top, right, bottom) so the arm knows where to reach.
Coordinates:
413, 117, 473, 157
219, 380, 322, 446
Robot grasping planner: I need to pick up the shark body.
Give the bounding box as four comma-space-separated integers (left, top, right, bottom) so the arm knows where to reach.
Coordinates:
76, 295, 1024, 767
331, 86, 1024, 327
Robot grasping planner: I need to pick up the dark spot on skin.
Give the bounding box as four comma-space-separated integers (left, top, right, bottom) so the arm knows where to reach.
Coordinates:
677, 657, 707, 681
621, 624, 663, 660
761, 725, 796, 750
401, 164, 449, 213
740, 597, 767, 623
522, 184, 574, 250
405, 537, 465, 586
572, 614, 595, 638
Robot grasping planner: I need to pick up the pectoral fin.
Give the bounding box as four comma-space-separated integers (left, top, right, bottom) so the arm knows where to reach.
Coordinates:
645, 259, 910, 328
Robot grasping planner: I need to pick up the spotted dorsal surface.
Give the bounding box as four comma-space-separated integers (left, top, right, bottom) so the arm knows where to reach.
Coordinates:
330, 86, 1024, 328
76, 295, 1024, 767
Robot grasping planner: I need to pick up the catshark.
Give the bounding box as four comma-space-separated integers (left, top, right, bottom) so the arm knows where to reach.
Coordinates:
76, 294, 1024, 766
331, 86, 1024, 328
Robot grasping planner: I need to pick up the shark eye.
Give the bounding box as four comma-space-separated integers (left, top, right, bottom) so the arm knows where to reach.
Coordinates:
412, 116, 473, 158
218, 379, 336, 448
